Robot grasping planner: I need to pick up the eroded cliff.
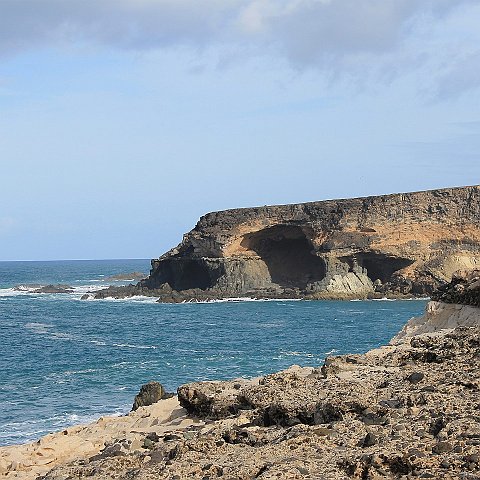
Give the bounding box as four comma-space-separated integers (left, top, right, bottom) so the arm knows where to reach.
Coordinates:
95, 185, 480, 301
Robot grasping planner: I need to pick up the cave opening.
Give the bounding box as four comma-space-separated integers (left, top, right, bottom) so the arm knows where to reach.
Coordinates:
241, 225, 326, 289
162, 258, 219, 291
352, 253, 414, 283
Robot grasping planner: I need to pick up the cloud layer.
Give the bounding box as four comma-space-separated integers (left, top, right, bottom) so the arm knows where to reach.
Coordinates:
0, 1, 470, 54
0, 0, 478, 93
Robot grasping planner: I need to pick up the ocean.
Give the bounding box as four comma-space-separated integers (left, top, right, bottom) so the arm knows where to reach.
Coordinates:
0, 259, 427, 446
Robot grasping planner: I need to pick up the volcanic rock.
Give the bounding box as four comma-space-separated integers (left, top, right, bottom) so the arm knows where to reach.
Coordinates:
93, 185, 480, 302
132, 382, 168, 411
33, 285, 74, 294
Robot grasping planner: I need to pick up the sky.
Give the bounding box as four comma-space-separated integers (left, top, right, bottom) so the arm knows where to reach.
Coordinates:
0, 0, 479, 261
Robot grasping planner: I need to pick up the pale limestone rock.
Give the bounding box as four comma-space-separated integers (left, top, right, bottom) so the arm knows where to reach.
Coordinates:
391, 300, 480, 343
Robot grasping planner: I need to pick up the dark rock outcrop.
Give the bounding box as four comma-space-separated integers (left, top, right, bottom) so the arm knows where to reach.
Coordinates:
132, 382, 168, 411
432, 269, 480, 307
93, 185, 480, 301
33, 285, 74, 294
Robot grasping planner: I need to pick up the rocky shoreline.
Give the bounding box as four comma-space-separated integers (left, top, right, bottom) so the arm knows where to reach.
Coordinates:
1, 272, 479, 479
86, 186, 480, 303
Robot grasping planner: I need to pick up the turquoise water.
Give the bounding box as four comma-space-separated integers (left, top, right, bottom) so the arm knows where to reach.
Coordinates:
0, 259, 427, 446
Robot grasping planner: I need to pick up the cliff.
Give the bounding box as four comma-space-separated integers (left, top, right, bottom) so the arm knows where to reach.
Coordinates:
94, 185, 480, 301
2, 275, 480, 479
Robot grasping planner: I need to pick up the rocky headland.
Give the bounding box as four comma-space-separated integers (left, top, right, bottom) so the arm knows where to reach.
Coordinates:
1, 272, 479, 479
91, 185, 480, 302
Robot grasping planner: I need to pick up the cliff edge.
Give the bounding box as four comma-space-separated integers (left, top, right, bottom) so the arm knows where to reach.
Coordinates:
94, 185, 480, 301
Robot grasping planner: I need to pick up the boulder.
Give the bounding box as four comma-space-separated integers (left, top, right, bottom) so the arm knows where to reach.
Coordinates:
132, 381, 166, 411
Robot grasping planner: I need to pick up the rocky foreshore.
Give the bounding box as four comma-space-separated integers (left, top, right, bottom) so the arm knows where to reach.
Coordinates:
1, 275, 479, 479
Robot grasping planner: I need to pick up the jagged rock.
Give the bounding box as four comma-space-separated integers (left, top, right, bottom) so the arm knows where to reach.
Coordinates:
132, 382, 167, 411
92, 185, 480, 301
432, 269, 480, 307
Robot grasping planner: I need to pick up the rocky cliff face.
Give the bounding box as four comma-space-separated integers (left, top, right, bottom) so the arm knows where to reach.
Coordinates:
95, 185, 480, 301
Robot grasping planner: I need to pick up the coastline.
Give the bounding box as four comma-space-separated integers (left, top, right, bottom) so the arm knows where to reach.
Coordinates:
2, 295, 479, 479
0, 397, 197, 479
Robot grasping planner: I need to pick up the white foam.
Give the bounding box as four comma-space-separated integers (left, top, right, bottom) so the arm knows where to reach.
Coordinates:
24, 322, 53, 334
280, 351, 313, 357
97, 295, 158, 304
349, 297, 430, 302
25, 322, 53, 329
112, 343, 157, 350
0, 408, 128, 444
0, 287, 33, 297
325, 349, 339, 355
72, 284, 109, 294
46, 368, 99, 381
183, 297, 302, 304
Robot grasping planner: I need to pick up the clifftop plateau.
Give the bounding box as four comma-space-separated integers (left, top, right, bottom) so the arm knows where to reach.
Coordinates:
94, 185, 480, 301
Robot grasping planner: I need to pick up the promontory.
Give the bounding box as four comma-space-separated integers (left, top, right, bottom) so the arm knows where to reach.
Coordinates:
92, 185, 480, 302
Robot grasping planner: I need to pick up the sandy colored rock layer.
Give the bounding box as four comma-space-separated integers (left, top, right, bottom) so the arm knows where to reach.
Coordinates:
391, 301, 480, 343
0, 397, 199, 480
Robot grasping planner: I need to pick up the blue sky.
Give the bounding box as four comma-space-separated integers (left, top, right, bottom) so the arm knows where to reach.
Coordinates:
0, 0, 479, 261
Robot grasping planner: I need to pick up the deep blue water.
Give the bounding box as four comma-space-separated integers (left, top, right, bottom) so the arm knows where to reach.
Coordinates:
0, 259, 427, 446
